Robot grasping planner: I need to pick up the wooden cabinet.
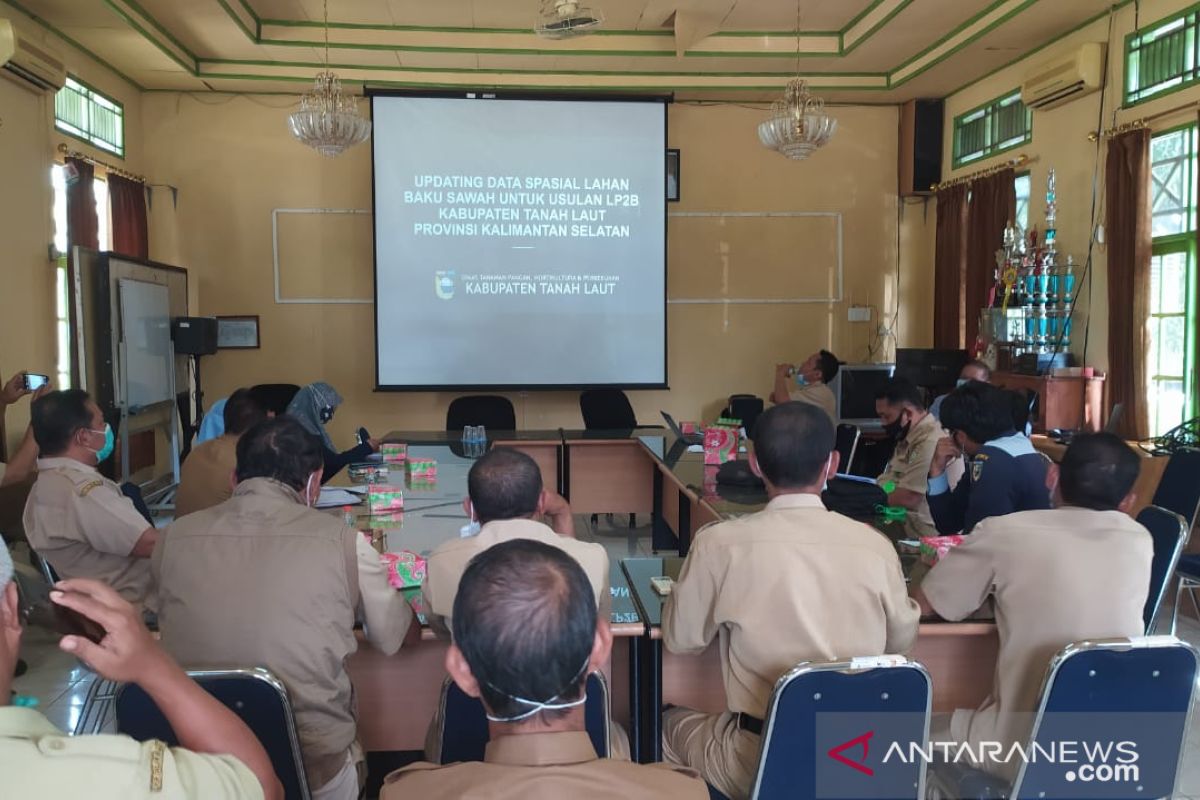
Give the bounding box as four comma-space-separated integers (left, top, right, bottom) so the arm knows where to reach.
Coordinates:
992, 371, 1105, 434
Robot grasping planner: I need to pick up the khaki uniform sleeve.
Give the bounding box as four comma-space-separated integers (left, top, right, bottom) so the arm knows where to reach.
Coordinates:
167, 744, 266, 799
662, 540, 720, 655
76, 481, 152, 557
880, 550, 921, 654
894, 439, 936, 495
920, 523, 998, 621
355, 534, 414, 656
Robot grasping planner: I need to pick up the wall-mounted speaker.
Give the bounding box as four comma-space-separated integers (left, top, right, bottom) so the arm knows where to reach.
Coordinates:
171, 316, 218, 356
899, 99, 944, 197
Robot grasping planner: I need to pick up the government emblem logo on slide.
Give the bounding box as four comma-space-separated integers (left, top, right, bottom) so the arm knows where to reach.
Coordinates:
435, 270, 456, 300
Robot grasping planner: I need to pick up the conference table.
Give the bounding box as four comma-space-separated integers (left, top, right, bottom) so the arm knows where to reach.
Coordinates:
344, 428, 998, 763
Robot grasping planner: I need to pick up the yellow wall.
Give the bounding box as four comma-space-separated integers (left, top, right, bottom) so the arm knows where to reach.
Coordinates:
0, 1, 143, 456
143, 96, 913, 444
941, 0, 1200, 373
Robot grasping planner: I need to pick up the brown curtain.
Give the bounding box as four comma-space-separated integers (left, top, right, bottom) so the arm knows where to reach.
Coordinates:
1105, 129, 1152, 441
65, 157, 99, 252
934, 184, 969, 348
964, 169, 1016, 352
109, 174, 148, 259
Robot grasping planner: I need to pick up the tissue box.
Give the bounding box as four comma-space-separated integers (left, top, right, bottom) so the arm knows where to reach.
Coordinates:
348, 463, 389, 484
703, 425, 739, 465
407, 457, 437, 479
919, 535, 964, 565
365, 511, 404, 530
379, 443, 407, 463
406, 476, 438, 492
367, 484, 404, 513
381, 550, 426, 591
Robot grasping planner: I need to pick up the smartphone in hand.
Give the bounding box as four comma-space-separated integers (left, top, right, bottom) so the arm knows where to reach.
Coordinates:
23, 373, 49, 392
52, 593, 106, 644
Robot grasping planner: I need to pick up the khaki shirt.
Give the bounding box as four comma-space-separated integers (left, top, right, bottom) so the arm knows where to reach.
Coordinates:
0, 706, 263, 799
921, 507, 1152, 779
422, 518, 610, 637
154, 477, 413, 789
383, 730, 706, 800
174, 435, 238, 518
23, 456, 153, 606
787, 382, 838, 425
878, 412, 947, 538
663, 493, 920, 717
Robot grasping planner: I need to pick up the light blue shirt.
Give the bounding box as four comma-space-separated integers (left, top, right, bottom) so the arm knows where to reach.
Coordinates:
196, 397, 228, 443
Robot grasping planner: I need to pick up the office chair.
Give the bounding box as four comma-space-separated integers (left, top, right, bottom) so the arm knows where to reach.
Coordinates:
1136, 505, 1189, 634
1150, 449, 1200, 530
446, 395, 517, 431
435, 672, 611, 764
250, 383, 302, 417
930, 637, 1199, 800
722, 395, 764, 437
579, 389, 638, 430
116, 667, 311, 800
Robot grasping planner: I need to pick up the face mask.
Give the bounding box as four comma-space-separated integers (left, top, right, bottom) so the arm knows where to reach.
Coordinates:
794, 373, 809, 387
883, 413, 911, 441
483, 657, 590, 723
822, 452, 834, 492
303, 472, 317, 508
87, 424, 114, 463
955, 378, 969, 388
460, 520, 482, 538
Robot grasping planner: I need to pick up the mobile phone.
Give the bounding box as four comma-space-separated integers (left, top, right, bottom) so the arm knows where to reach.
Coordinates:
23, 373, 49, 392
52, 593, 107, 644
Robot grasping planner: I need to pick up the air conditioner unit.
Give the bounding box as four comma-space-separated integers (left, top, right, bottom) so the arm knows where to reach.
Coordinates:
0, 18, 66, 93
1021, 42, 1104, 111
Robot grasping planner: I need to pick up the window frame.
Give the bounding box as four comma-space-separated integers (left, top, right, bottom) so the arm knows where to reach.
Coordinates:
1014, 170, 1032, 232
951, 90, 1033, 170
1125, 2, 1200, 107
54, 74, 126, 160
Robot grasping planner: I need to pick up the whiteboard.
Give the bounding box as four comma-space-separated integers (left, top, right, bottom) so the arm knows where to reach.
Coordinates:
118, 279, 174, 410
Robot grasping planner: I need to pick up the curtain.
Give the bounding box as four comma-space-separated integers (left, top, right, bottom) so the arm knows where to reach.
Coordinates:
109, 174, 148, 259
65, 157, 99, 252
964, 169, 1016, 352
1105, 128, 1152, 441
934, 184, 969, 348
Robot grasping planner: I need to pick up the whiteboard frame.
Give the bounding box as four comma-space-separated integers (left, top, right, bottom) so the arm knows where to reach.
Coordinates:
272, 207, 373, 305
665, 211, 844, 305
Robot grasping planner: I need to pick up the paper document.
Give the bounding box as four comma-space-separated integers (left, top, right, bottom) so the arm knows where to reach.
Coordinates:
315, 488, 363, 509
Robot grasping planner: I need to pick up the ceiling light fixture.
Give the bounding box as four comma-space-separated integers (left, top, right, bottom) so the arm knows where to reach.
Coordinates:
287, 0, 371, 157
757, 1, 837, 160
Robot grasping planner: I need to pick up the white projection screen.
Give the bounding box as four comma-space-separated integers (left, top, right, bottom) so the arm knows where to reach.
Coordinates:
370, 93, 668, 390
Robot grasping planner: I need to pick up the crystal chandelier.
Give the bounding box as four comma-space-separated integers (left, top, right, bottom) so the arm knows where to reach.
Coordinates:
288, 0, 371, 157
757, 3, 836, 160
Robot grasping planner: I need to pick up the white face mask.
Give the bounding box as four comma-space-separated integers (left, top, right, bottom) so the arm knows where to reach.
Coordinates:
303, 472, 317, 508
822, 452, 835, 492
482, 657, 590, 723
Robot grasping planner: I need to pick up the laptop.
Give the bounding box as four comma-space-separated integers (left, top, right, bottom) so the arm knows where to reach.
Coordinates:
660, 411, 705, 445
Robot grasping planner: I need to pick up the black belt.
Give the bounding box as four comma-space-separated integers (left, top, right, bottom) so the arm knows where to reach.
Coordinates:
737, 712, 764, 736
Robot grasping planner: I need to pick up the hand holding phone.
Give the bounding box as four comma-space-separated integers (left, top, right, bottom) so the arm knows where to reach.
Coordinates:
23, 373, 49, 392
51, 579, 173, 684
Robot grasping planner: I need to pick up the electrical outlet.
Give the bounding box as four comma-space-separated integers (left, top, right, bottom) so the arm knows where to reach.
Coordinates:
848, 306, 872, 323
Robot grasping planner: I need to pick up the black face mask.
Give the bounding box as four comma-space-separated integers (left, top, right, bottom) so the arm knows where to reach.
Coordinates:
883, 414, 911, 441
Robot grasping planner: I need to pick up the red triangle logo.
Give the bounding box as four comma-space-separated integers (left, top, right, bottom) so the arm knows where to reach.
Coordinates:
827, 731, 875, 776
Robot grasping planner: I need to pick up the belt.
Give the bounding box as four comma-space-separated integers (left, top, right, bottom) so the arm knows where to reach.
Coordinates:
737, 712, 764, 736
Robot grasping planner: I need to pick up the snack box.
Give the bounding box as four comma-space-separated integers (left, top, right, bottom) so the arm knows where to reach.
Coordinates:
367, 484, 404, 513
919, 535, 964, 565
703, 425, 739, 465
406, 457, 437, 479
348, 462, 389, 484
381, 550, 426, 591
379, 443, 407, 463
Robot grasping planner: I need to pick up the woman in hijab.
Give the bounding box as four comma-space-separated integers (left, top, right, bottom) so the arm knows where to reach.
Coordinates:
285, 382, 379, 483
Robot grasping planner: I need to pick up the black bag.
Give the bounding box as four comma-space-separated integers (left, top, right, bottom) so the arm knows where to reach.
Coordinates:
715, 460, 765, 488
821, 478, 886, 519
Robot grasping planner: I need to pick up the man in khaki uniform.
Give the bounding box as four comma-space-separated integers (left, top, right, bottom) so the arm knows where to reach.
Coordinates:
385, 539, 707, 800
916, 433, 1152, 781
23, 390, 157, 606
174, 388, 267, 517
662, 402, 920, 800
771, 349, 840, 425
0, 546, 282, 800
154, 417, 413, 800
875, 377, 958, 538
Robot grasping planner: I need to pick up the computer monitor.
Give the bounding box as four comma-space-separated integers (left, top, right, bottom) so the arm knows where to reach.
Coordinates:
831, 364, 896, 429
895, 348, 969, 396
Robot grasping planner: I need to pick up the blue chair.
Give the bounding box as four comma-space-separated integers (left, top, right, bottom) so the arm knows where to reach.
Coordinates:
750, 655, 931, 800
1150, 449, 1200, 528
930, 636, 1200, 800
437, 671, 611, 764
1133, 505, 1189, 633
115, 668, 311, 800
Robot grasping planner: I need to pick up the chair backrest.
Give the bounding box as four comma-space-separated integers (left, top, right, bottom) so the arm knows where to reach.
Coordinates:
751, 656, 931, 800
250, 383, 302, 417
1138, 505, 1190, 633
1151, 449, 1200, 529
30, 549, 60, 585
115, 668, 311, 800
724, 395, 765, 437
446, 395, 517, 431
437, 672, 611, 763
579, 389, 638, 430
1013, 637, 1199, 800
834, 424, 861, 475
1105, 402, 1126, 434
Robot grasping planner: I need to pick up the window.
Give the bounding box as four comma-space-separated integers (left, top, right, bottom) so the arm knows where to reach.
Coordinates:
1148, 126, 1198, 436
50, 165, 110, 390
54, 76, 125, 158
1014, 171, 1032, 232
1126, 7, 1200, 106
952, 90, 1032, 169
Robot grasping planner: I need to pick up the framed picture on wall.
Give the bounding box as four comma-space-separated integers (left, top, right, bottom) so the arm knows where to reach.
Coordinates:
216, 315, 260, 349
667, 149, 680, 202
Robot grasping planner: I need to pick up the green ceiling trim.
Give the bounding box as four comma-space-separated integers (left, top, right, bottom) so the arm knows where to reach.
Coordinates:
0, 0, 144, 89
842, 0, 914, 55
102, 0, 197, 74
214, 0, 256, 41
888, 0, 1038, 88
